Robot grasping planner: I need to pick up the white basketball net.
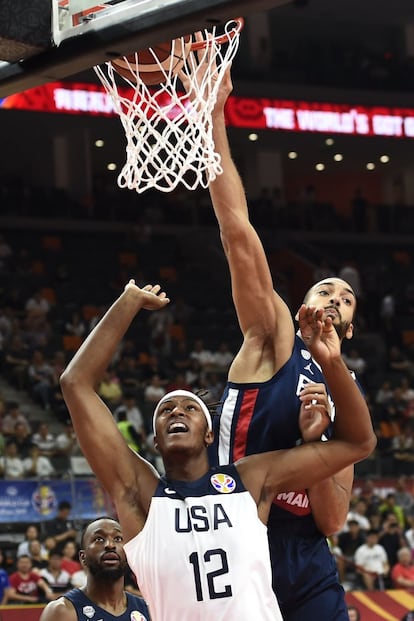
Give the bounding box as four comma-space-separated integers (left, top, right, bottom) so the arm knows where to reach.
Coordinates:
94, 20, 242, 193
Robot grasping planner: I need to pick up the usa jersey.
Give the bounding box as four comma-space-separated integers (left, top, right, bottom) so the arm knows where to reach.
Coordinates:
64, 587, 149, 621
124, 464, 283, 621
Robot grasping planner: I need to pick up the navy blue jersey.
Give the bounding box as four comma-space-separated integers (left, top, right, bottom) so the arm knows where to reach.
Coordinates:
64, 587, 150, 621
209, 334, 356, 620
209, 335, 336, 533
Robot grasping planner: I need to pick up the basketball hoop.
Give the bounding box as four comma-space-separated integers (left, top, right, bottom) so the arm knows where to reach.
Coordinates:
94, 18, 244, 194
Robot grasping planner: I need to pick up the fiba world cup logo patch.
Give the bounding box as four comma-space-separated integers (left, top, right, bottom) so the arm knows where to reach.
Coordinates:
32, 484, 57, 516
210, 473, 236, 494
82, 605, 95, 618
130, 612, 148, 621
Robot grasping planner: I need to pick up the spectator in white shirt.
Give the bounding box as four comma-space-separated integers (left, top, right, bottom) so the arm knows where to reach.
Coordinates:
16, 524, 47, 559
55, 420, 79, 456
354, 529, 389, 590
342, 498, 371, 533
342, 348, 367, 376
70, 567, 87, 588
0, 440, 25, 478
189, 338, 215, 371
39, 549, 71, 594
23, 445, 55, 478
2, 402, 31, 438
143, 374, 166, 404
32, 422, 56, 457
211, 341, 234, 374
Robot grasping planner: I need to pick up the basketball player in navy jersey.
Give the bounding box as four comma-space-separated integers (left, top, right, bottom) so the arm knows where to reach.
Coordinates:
58, 279, 375, 621
206, 67, 361, 621
39, 516, 150, 621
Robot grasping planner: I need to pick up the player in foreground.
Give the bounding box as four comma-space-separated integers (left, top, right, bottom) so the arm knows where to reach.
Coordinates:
59, 280, 376, 620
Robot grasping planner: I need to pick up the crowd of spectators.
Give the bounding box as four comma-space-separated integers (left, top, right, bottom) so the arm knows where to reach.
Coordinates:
330, 476, 414, 593
1, 210, 414, 596
0, 227, 239, 477
1, 220, 414, 478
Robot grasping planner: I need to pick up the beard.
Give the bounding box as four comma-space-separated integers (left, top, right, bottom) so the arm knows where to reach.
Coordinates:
88, 559, 126, 580
333, 319, 351, 341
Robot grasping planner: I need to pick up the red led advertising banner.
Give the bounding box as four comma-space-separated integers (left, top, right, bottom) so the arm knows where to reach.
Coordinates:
1, 81, 414, 138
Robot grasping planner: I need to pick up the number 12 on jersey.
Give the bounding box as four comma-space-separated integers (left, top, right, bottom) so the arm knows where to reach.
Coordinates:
189, 548, 232, 601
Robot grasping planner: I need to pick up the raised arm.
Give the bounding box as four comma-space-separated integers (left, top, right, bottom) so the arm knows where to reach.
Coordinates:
60, 281, 169, 541
209, 68, 294, 379
210, 67, 355, 532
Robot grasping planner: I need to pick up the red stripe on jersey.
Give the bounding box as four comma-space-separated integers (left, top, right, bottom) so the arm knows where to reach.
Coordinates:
232, 389, 259, 461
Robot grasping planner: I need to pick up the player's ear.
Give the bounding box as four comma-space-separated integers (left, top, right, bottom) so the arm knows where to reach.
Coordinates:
204, 430, 214, 447
79, 550, 86, 565
345, 322, 354, 340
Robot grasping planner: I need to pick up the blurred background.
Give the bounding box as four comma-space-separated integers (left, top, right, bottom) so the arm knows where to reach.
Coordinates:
1, 1, 414, 615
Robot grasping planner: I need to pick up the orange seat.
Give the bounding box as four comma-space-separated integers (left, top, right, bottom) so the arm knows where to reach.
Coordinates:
159, 266, 177, 282
169, 323, 185, 342
40, 287, 56, 304
62, 335, 83, 351
392, 250, 411, 266
82, 304, 99, 321
118, 252, 137, 267
41, 235, 62, 251
138, 351, 151, 365
31, 260, 45, 275
402, 330, 414, 347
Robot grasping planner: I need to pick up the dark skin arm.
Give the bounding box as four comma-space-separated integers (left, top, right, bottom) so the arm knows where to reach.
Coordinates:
60, 281, 169, 544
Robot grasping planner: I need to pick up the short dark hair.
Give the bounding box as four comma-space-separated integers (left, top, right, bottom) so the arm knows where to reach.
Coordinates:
58, 500, 72, 511
80, 516, 120, 548
367, 528, 379, 536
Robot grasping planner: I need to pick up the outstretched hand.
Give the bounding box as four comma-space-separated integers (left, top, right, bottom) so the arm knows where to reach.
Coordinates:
124, 280, 170, 311
297, 304, 341, 366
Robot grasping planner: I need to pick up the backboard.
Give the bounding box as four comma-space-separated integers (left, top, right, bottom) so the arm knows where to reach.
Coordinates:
0, 0, 291, 97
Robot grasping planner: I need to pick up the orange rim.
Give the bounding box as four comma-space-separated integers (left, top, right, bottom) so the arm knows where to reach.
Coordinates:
189, 17, 244, 51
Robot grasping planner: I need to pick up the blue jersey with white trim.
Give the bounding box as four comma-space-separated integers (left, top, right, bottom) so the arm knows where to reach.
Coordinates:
209, 334, 338, 534
64, 587, 150, 620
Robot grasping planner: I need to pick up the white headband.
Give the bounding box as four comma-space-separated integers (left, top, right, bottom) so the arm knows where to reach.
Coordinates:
153, 390, 212, 434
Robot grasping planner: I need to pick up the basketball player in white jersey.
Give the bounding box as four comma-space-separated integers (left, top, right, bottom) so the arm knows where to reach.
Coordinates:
60, 280, 376, 621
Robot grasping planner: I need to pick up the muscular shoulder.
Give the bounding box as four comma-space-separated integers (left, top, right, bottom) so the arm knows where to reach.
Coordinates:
40, 596, 75, 621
